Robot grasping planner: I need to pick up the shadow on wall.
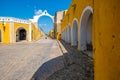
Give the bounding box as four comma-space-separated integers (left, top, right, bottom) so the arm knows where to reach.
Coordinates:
31, 40, 94, 80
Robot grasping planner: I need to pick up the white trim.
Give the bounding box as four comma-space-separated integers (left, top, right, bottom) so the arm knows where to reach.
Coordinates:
72, 18, 78, 25
0, 29, 2, 43
0, 17, 31, 24
79, 6, 93, 50
12, 22, 15, 43
10, 22, 12, 43
63, 30, 65, 41
29, 23, 32, 42
67, 23, 71, 43
71, 18, 78, 46
9, 22, 14, 43
30, 10, 54, 23
79, 6, 93, 28
15, 27, 27, 33
68, 23, 71, 27
65, 28, 67, 42
15, 27, 28, 42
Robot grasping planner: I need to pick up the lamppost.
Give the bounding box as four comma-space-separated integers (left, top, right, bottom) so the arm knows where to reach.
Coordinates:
72, 3, 76, 13
2, 21, 5, 31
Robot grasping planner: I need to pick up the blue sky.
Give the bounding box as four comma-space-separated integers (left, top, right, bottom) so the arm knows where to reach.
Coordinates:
0, 0, 72, 34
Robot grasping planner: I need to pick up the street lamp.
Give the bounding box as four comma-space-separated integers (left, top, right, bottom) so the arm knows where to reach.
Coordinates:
2, 21, 5, 31
72, 4, 76, 13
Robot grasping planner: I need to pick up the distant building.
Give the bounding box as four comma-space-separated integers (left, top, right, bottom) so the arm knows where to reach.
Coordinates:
48, 30, 54, 38
54, 10, 66, 39
0, 17, 44, 44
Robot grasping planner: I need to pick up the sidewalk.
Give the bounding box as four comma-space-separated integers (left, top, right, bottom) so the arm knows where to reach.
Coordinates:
47, 40, 94, 80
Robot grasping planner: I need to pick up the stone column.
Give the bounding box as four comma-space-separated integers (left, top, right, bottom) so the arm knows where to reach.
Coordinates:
29, 23, 32, 42
65, 29, 67, 42
10, 22, 15, 43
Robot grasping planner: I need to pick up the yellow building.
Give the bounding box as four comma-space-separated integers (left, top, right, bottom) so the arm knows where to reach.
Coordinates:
0, 17, 42, 44
49, 30, 54, 38
60, 0, 120, 80
54, 10, 64, 39
54, 10, 68, 40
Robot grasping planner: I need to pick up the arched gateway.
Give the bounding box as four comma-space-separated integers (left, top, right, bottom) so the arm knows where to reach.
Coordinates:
80, 6, 93, 51
30, 10, 54, 23
16, 28, 27, 42
71, 19, 78, 46
79, 6, 93, 57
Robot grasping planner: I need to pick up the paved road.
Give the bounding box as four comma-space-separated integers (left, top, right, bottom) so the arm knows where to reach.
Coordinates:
0, 38, 64, 80
47, 40, 94, 80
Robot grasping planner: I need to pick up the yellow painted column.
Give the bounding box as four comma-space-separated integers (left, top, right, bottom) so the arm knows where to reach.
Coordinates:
10, 22, 15, 43
94, 0, 120, 80
3, 22, 11, 44
29, 23, 32, 42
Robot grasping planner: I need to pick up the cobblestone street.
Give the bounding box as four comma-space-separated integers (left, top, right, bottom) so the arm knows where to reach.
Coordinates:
0, 38, 64, 80
47, 40, 94, 80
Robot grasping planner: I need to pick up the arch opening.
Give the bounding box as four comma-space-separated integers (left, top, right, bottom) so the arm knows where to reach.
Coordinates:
80, 7, 93, 57
67, 25, 71, 43
0, 30, 1, 42
64, 29, 67, 42
63, 30, 65, 41
31, 10, 54, 25
71, 20, 78, 46
86, 14, 92, 50
38, 16, 53, 34
16, 28, 27, 42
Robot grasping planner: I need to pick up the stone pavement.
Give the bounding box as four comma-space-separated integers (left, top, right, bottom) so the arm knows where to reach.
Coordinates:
0, 38, 64, 80
47, 40, 94, 80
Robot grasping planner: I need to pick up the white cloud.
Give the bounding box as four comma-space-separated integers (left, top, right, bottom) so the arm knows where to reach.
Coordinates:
35, 9, 42, 15
39, 24, 42, 26
39, 24, 47, 26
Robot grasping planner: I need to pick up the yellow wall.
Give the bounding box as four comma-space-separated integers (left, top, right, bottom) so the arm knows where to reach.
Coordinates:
0, 22, 11, 44
0, 20, 41, 43
94, 0, 120, 80
14, 22, 41, 42
34, 28, 40, 40
56, 33, 61, 40
40, 30, 46, 37
31, 23, 36, 40
61, 0, 93, 32
49, 30, 54, 38
61, 0, 120, 80
31, 23, 40, 41
14, 23, 29, 32
14, 22, 29, 41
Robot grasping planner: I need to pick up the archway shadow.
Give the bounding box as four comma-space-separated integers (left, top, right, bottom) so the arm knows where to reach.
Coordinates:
31, 40, 94, 80
31, 55, 65, 80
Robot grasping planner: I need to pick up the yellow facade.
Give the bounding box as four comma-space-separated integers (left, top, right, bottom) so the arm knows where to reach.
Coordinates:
49, 30, 54, 38
94, 0, 120, 80
0, 17, 42, 44
0, 22, 11, 43
60, 0, 120, 80
56, 33, 61, 40
61, 0, 93, 31
31, 23, 41, 40
14, 23, 29, 42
